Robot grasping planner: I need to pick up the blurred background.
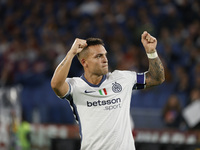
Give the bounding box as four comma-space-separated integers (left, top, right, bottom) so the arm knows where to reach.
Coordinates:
0, 0, 200, 149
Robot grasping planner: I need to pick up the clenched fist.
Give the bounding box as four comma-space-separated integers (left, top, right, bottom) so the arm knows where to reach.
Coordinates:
141, 31, 157, 53
69, 38, 87, 56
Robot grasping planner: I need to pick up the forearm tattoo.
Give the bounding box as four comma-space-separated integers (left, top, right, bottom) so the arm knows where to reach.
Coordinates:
60, 59, 67, 66
146, 57, 165, 87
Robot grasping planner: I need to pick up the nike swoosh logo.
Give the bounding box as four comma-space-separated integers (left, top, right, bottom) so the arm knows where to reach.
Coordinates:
85, 90, 95, 93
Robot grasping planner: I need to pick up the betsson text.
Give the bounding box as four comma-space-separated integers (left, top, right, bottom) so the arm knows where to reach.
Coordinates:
87, 98, 121, 110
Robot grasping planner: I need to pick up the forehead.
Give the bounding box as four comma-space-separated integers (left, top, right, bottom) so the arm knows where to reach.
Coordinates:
87, 45, 107, 56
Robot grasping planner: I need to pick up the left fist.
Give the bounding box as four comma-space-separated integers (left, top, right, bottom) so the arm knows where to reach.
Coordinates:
141, 31, 157, 53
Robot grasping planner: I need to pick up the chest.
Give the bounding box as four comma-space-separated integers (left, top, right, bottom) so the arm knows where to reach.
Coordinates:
72, 78, 133, 109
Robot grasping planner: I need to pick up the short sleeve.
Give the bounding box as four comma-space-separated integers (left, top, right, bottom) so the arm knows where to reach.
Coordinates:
60, 78, 74, 99
114, 70, 137, 85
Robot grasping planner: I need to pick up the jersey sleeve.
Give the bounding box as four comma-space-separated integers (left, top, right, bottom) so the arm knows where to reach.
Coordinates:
60, 78, 74, 99
133, 72, 146, 90
118, 70, 146, 89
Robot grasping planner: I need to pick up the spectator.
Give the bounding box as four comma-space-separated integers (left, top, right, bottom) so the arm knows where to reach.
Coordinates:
162, 94, 183, 128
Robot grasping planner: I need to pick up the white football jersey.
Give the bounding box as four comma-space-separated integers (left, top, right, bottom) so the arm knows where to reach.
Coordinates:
62, 70, 145, 150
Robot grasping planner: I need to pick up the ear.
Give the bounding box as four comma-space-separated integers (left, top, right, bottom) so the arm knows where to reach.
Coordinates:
81, 58, 87, 67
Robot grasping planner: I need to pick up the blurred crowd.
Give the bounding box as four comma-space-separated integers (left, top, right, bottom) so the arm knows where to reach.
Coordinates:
0, 0, 200, 128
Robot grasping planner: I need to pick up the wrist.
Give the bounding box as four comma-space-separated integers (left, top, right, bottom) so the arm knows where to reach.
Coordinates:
67, 51, 76, 58
146, 51, 158, 59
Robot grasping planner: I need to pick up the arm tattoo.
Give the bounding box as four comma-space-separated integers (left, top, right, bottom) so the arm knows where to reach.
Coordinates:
60, 59, 67, 66
146, 57, 165, 88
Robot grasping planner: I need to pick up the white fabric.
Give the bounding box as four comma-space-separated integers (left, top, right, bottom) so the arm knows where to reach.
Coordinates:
182, 100, 200, 127
64, 70, 140, 150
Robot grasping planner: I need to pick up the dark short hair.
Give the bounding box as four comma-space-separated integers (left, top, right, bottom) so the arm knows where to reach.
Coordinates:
86, 37, 104, 47
77, 38, 104, 57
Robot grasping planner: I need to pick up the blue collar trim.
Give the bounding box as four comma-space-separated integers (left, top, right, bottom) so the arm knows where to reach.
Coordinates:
80, 74, 106, 87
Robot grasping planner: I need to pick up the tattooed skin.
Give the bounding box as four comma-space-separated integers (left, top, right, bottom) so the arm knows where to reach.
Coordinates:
60, 60, 66, 66
145, 57, 165, 88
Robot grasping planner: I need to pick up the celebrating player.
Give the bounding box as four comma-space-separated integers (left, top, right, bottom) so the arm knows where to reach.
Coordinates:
51, 31, 165, 150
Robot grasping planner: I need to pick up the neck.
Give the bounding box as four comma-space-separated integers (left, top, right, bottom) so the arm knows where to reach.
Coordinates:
84, 72, 104, 85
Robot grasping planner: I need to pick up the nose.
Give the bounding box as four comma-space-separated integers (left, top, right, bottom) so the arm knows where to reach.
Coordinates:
102, 55, 108, 63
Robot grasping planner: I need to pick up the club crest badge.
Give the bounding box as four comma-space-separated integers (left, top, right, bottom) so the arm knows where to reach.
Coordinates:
112, 82, 122, 93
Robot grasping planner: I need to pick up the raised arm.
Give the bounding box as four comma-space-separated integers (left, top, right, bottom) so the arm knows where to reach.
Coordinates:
51, 38, 87, 97
141, 31, 165, 88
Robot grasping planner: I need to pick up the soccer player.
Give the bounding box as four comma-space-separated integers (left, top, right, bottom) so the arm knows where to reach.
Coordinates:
51, 31, 165, 150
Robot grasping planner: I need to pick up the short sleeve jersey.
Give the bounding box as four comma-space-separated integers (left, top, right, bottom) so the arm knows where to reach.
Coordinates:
62, 70, 145, 150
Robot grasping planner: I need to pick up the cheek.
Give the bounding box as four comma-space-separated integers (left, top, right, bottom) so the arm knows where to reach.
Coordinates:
86, 59, 101, 70
90, 62, 101, 71
92, 62, 101, 69
87, 60, 97, 68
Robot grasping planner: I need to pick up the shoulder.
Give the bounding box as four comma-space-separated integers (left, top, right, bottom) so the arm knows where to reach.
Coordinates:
106, 70, 138, 86
66, 77, 80, 81
106, 70, 137, 83
66, 77, 82, 85
108, 70, 137, 77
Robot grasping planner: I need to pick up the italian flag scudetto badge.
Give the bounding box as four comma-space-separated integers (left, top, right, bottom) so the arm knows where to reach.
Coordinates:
99, 88, 107, 95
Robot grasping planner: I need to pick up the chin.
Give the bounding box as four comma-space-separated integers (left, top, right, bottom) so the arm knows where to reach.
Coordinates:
103, 69, 108, 75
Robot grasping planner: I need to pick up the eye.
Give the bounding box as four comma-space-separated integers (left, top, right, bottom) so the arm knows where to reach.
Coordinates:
96, 54, 102, 58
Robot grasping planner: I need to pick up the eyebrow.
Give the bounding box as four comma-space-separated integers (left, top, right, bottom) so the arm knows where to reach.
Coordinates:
95, 52, 107, 57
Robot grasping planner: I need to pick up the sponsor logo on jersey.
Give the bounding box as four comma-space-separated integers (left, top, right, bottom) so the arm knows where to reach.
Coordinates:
112, 82, 122, 93
87, 98, 121, 110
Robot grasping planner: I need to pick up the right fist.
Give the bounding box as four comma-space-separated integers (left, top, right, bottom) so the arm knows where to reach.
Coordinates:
69, 38, 87, 55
